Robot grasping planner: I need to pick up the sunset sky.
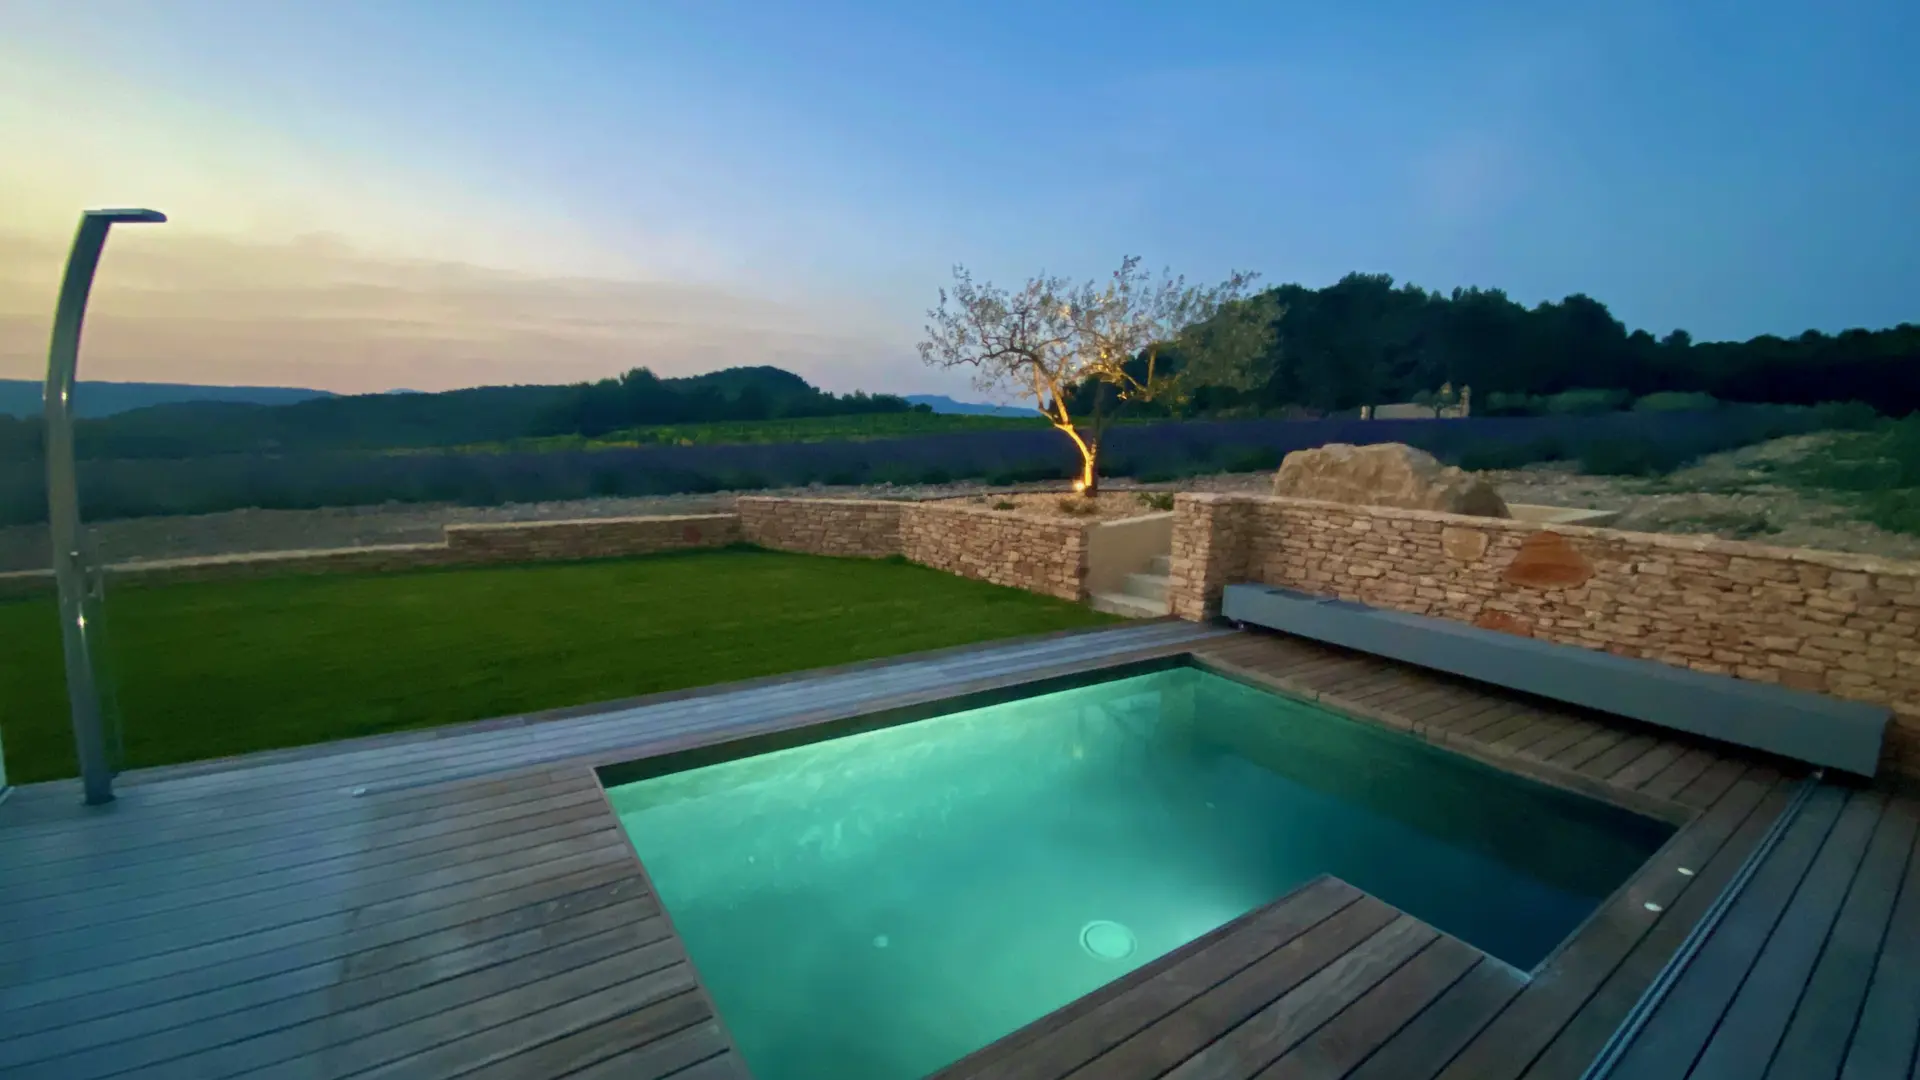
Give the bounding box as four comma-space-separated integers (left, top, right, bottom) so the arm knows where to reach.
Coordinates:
1, 0, 1914, 399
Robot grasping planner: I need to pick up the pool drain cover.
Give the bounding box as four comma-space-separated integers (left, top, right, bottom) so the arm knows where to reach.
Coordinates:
1080, 920, 1137, 960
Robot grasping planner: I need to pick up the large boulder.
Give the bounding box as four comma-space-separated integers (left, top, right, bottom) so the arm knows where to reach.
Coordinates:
1271, 442, 1510, 518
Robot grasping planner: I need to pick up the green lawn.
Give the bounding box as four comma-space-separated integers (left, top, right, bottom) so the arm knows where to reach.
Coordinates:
0, 548, 1117, 784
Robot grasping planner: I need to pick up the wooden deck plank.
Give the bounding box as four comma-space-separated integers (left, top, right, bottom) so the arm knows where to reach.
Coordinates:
1159, 916, 1440, 1079
1520, 781, 1845, 1080
1685, 788, 1888, 1080
1383, 686, 1499, 732
1341, 959, 1526, 1080
1400, 694, 1509, 737
1335, 677, 1456, 723
345, 962, 704, 1080
1671, 757, 1752, 811
1280, 659, 1397, 698
1236, 645, 1374, 687
0, 792, 612, 932
3, 824, 626, 986
454, 989, 713, 1079
1063, 898, 1402, 1080
133, 938, 691, 1080
553, 1018, 736, 1080
1354, 679, 1474, 720
1764, 793, 1920, 1080
1513, 715, 1608, 767
1464, 707, 1552, 748
1306, 666, 1415, 701
1603, 741, 1688, 792
1577, 734, 1663, 783
1423, 701, 1530, 748
1253, 935, 1484, 1080
1485, 710, 1575, 757
935, 878, 1364, 1080
0, 770, 589, 893
11, 912, 679, 1080
0, 885, 657, 1069
1545, 725, 1630, 773
658, 1051, 755, 1080
5, 816, 627, 978
1636, 747, 1718, 802
0, 859, 638, 1035
0, 846, 631, 1015
1436, 768, 1789, 1080
1833, 793, 1920, 1080
0, 768, 582, 871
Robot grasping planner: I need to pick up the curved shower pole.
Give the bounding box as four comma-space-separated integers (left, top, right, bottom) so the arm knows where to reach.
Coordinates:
45, 208, 165, 806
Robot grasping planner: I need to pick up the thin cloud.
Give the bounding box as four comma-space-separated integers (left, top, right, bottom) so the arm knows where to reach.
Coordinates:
0, 231, 915, 394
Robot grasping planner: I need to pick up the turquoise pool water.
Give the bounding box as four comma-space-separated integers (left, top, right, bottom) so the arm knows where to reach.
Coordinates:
604, 664, 1672, 1080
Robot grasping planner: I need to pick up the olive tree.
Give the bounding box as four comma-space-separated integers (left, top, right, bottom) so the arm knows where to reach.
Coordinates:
918, 256, 1277, 494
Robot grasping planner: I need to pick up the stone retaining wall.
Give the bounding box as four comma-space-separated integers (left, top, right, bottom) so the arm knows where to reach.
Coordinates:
739, 496, 1093, 601
0, 500, 1100, 605
1168, 492, 1920, 776
446, 515, 738, 560
736, 497, 903, 558
0, 514, 742, 600
900, 503, 1089, 601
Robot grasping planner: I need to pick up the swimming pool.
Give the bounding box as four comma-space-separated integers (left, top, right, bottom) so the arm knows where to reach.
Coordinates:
603, 660, 1674, 1080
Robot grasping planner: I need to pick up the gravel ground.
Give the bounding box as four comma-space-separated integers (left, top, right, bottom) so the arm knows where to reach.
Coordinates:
933, 491, 1176, 522
4, 435, 1914, 573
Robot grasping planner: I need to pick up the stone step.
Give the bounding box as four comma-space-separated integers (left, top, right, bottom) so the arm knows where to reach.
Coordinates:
1090, 590, 1170, 619
1148, 554, 1171, 576
1123, 572, 1170, 603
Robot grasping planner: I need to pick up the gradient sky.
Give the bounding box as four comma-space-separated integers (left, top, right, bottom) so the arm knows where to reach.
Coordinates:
2, 0, 1915, 399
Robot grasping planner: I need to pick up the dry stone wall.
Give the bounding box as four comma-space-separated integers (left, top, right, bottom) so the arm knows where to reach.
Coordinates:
0, 499, 1100, 606
736, 497, 903, 558
446, 515, 738, 560
899, 504, 1089, 601
0, 514, 742, 599
739, 496, 1094, 600
1168, 492, 1920, 776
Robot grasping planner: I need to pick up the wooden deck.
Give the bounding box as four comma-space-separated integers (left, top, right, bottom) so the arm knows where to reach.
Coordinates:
2, 620, 1914, 1080
1185, 632, 1920, 1080
933, 875, 1524, 1080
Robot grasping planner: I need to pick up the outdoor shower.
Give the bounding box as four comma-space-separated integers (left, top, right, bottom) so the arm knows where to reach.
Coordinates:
41, 208, 167, 805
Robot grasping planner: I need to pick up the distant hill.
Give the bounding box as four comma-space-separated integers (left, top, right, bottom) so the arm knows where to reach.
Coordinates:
906, 394, 1030, 418
0, 365, 921, 461
0, 379, 334, 419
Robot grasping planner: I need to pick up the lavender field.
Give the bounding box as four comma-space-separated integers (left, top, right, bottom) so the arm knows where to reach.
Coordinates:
0, 408, 1833, 527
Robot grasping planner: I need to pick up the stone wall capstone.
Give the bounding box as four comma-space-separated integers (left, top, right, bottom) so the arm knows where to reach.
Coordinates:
1167, 492, 1920, 776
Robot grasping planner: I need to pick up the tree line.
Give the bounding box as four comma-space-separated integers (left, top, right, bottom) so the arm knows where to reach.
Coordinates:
2, 273, 1911, 468
1092, 273, 1918, 419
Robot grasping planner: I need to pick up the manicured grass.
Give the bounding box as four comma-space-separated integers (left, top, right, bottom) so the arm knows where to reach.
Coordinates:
0, 548, 1117, 784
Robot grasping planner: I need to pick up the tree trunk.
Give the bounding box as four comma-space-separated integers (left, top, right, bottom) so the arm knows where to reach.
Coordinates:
1080, 441, 1100, 495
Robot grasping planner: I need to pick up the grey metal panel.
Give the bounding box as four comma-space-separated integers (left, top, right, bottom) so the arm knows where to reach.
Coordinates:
1222, 584, 1890, 776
